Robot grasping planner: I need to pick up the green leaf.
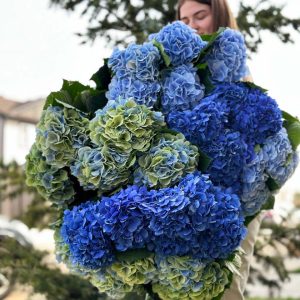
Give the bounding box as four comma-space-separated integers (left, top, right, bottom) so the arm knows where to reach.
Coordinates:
90, 59, 112, 91
243, 81, 268, 93
285, 121, 300, 150
197, 150, 212, 172
43, 90, 72, 110
43, 80, 108, 116
262, 195, 275, 210
266, 177, 281, 192
282, 110, 300, 150
153, 40, 171, 67
116, 249, 153, 263
282, 110, 300, 124
196, 66, 215, 95
194, 27, 225, 65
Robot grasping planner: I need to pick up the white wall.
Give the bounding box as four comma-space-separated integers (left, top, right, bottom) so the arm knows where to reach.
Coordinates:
3, 119, 36, 164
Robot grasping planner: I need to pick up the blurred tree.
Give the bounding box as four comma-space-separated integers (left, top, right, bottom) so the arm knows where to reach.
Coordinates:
246, 210, 300, 298
49, 0, 300, 52
0, 236, 105, 300
0, 161, 56, 229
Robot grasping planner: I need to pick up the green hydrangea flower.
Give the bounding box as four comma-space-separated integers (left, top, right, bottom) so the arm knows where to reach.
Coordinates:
89, 99, 165, 153
89, 271, 134, 299
25, 143, 75, 206
134, 133, 199, 188
70, 146, 130, 192
152, 256, 230, 300
110, 257, 156, 285
36, 106, 90, 168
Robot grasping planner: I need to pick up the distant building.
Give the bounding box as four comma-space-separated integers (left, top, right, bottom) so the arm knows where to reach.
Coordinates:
0, 96, 44, 164
0, 96, 44, 217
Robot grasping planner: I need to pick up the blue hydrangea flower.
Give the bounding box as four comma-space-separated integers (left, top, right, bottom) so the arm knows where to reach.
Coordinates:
149, 21, 207, 66
98, 186, 153, 251
61, 201, 115, 270
124, 42, 161, 81
140, 172, 246, 259
263, 128, 299, 186
161, 64, 205, 113
106, 76, 161, 107
193, 185, 247, 260
167, 96, 228, 145
107, 48, 127, 77
205, 28, 248, 82
107, 43, 161, 107
240, 149, 270, 216
205, 83, 283, 147
202, 131, 250, 193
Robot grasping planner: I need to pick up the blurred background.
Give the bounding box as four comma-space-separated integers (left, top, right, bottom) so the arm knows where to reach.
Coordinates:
0, 0, 300, 299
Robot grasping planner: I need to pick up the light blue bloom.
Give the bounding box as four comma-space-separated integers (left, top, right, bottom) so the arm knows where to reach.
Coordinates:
149, 21, 207, 66
205, 29, 248, 82
161, 64, 205, 113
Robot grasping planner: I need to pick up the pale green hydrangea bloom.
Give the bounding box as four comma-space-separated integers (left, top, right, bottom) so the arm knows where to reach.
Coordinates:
134, 133, 199, 188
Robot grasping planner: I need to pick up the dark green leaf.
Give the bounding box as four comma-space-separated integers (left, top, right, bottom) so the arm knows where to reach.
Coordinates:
43, 80, 108, 115
282, 110, 300, 150
243, 81, 268, 93
286, 122, 300, 150
153, 40, 171, 67
196, 66, 215, 95
194, 27, 225, 65
262, 195, 275, 210
43, 90, 72, 110
116, 249, 153, 263
90, 59, 112, 91
158, 127, 180, 135
282, 110, 300, 124
197, 150, 212, 172
266, 177, 281, 192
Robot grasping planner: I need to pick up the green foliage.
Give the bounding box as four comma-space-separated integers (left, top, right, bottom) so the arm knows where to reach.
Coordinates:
49, 0, 300, 53
0, 237, 105, 300
282, 110, 300, 150
44, 80, 108, 117
116, 249, 153, 263
0, 161, 56, 229
237, 0, 300, 53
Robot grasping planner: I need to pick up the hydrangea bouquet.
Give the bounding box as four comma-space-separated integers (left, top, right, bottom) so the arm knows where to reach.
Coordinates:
26, 21, 300, 300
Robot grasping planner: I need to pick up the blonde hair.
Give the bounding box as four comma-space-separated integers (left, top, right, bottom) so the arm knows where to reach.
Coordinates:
177, 0, 238, 31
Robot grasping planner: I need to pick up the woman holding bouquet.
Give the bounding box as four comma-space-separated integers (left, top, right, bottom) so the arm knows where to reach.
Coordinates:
177, 1, 260, 299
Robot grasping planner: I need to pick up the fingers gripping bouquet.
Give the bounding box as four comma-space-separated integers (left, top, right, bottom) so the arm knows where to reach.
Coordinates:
26, 21, 300, 299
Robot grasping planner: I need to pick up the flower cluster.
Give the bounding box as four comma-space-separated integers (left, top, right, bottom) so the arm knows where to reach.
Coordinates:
133, 133, 199, 188
25, 143, 75, 207
149, 21, 207, 66
107, 43, 161, 107
161, 64, 205, 113
25, 20, 300, 300
60, 201, 115, 270
167, 82, 292, 215
70, 146, 131, 192
263, 128, 299, 186
61, 172, 246, 264
152, 256, 230, 300
89, 98, 165, 153
36, 106, 90, 168
206, 28, 248, 82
